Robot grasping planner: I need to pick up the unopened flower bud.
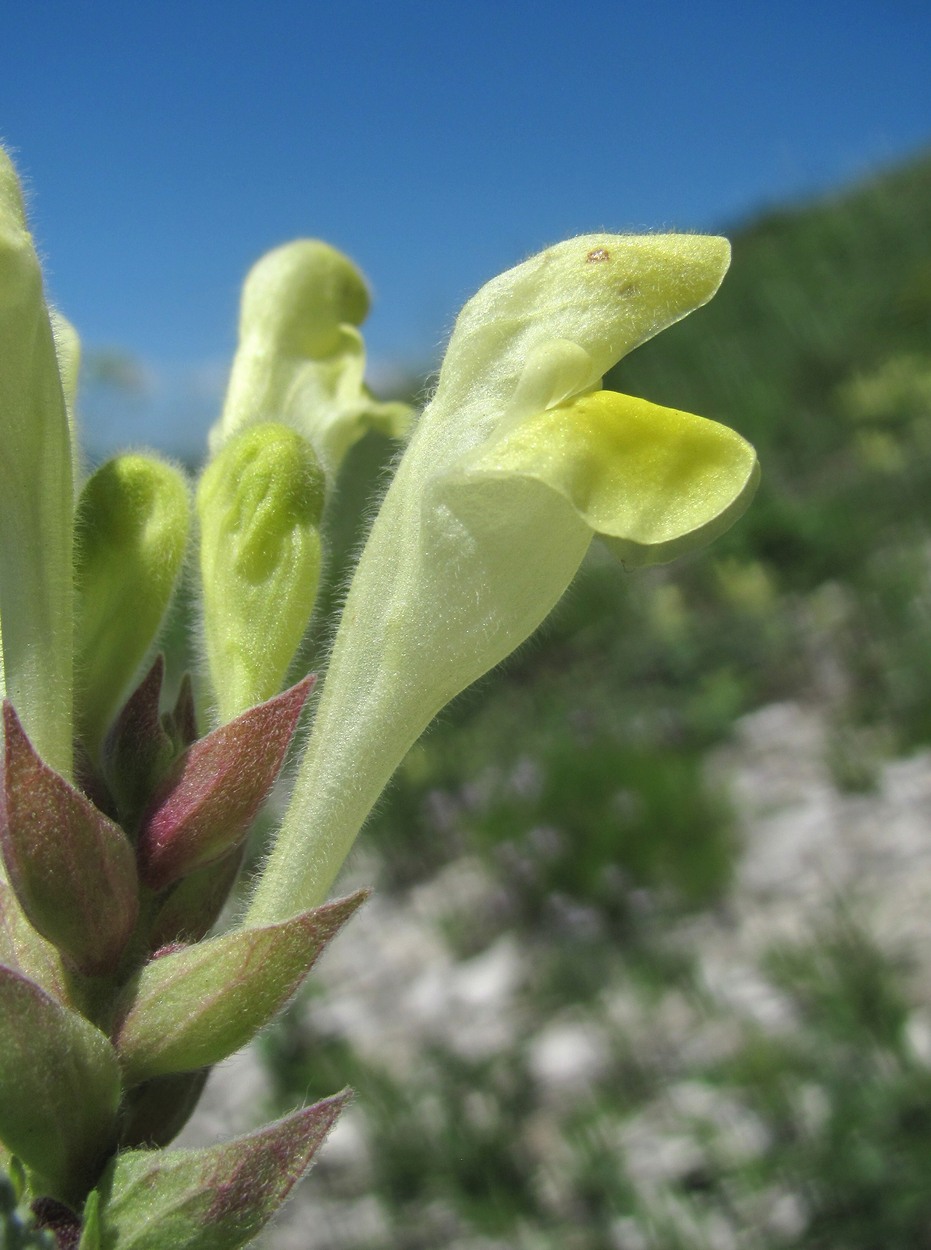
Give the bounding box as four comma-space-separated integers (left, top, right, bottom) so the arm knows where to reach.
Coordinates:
197, 423, 324, 720
210, 241, 411, 479
239, 238, 370, 359
74, 453, 190, 752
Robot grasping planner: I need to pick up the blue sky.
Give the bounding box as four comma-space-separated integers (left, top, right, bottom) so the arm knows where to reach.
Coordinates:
5, 1, 930, 457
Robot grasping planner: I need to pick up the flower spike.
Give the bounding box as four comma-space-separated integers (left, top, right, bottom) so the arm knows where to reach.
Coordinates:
0, 140, 763, 1244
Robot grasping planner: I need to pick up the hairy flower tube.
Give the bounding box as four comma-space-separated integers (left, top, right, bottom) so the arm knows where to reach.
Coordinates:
247, 233, 759, 924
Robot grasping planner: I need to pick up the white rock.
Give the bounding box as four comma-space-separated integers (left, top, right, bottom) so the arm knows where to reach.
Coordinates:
528, 1019, 610, 1096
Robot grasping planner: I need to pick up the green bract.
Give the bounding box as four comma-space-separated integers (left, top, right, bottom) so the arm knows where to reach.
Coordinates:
0, 967, 121, 1206
210, 240, 411, 480
248, 233, 758, 923
92, 1095, 348, 1250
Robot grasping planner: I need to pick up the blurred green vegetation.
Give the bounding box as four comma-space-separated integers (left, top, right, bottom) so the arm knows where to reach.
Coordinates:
718, 919, 931, 1250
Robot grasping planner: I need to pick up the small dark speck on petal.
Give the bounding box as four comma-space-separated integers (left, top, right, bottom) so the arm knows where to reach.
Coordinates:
618, 283, 641, 298
586, 248, 611, 262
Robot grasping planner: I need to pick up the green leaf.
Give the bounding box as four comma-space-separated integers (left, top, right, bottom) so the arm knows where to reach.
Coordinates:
115, 891, 366, 1085
0, 967, 121, 1206
95, 1094, 348, 1250
77, 1191, 102, 1250
0, 703, 139, 976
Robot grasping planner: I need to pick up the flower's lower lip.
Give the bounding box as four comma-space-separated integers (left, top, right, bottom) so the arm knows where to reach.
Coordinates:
466, 387, 758, 566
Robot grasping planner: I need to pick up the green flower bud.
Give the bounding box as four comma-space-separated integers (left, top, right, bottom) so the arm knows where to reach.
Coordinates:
197, 422, 324, 721
209, 240, 412, 479
74, 453, 190, 751
0, 148, 75, 778
239, 237, 370, 358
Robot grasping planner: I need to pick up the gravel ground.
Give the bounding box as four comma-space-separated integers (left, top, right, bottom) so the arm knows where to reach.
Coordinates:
178, 701, 931, 1248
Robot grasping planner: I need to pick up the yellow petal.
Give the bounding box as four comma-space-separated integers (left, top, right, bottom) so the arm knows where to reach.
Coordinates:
471, 390, 759, 566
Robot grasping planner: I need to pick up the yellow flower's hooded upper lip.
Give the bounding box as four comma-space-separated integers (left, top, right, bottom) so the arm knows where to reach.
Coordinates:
425, 232, 734, 465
